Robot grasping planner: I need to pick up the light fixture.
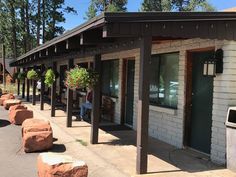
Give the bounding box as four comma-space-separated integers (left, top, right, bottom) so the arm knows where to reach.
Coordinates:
203, 59, 216, 77
203, 49, 224, 77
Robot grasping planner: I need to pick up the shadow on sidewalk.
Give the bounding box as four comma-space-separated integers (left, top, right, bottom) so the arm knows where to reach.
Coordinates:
50, 144, 66, 153
0, 119, 11, 127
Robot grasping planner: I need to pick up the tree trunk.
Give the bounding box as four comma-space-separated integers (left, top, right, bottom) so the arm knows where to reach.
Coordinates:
2, 44, 6, 90
42, 0, 45, 43
20, 0, 27, 53
25, 0, 31, 51
10, 0, 17, 58
37, 0, 41, 46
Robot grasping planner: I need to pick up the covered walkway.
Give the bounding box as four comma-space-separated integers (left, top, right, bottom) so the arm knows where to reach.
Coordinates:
23, 100, 236, 177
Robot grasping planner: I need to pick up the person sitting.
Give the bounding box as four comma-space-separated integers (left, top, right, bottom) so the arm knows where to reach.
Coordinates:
79, 88, 93, 120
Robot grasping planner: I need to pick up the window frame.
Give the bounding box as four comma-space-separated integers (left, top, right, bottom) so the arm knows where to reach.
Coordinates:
101, 59, 119, 98
149, 52, 179, 110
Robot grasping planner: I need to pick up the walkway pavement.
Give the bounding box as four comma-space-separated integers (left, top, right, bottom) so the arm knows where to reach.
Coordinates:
23, 100, 236, 177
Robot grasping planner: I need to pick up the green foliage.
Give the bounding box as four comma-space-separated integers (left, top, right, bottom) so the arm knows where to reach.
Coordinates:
17, 72, 26, 81
85, 1, 97, 20
0, 0, 77, 58
44, 69, 55, 87
27, 69, 39, 80
13, 72, 19, 80
141, 0, 215, 12
65, 66, 99, 89
85, 0, 127, 20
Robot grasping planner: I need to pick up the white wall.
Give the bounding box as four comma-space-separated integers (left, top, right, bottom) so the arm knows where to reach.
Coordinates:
55, 38, 236, 165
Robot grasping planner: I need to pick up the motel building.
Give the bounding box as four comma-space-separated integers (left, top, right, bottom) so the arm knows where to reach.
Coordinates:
10, 12, 236, 174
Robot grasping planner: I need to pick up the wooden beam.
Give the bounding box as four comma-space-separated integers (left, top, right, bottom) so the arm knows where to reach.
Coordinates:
80, 30, 114, 45
66, 36, 80, 50
40, 64, 45, 110
17, 68, 20, 95
66, 58, 74, 127
26, 71, 30, 102
51, 61, 57, 117
32, 66, 37, 105
22, 68, 25, 99
103, 21, 236, 40
136, 36, 151, 174
90, 54, 101, 144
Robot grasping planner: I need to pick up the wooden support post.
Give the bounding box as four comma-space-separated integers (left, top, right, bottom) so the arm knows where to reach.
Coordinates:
90, 54, 101, 144
66, 58, 74, 127
26, 74, 30, 102
17, 68, 20, 95
2, 44, 6, 90
32, 66, 37, 105
136, 36, 152, 174
51, 62, 57, 117
22, 68, 25, 99
40, 64, 45, 110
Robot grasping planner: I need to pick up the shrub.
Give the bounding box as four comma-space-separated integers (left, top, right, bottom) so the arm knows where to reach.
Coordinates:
27, 69, 39, 80
65, 66, 98, 89
44, 69, 55, 87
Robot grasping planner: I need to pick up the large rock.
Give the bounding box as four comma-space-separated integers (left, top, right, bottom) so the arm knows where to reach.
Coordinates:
37, 153, 88, 177
22, 119, 53, 152
9, 104, 27, 111
0, 93, 15, 106
9, 109, 33, 125
3, 99, 21, 110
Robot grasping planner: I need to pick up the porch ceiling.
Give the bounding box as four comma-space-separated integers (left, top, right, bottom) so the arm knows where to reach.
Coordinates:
10, 12, 236, 67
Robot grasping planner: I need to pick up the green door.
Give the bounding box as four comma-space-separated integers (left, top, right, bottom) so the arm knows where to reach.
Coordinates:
190, 51, 214, 154
125, 60, 135, 126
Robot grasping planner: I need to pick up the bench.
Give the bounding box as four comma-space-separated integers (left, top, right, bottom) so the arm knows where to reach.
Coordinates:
101, 96, 115, 122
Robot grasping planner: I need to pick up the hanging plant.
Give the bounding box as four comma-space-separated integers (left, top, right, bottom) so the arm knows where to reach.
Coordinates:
27, 69, 39, 80
13, 72, 19, 81
65, 66, 98, 89
44, 69, 55, 87
17, 72, 26, 81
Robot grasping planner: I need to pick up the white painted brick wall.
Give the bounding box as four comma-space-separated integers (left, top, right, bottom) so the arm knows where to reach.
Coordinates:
211, 41, 236, 165
53, 38, 236, 166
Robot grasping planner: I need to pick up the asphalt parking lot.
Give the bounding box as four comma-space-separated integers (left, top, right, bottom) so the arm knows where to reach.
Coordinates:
0, 106, 38, 177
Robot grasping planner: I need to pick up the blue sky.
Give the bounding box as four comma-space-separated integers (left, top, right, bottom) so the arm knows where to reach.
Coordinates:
62, 0, 236, 31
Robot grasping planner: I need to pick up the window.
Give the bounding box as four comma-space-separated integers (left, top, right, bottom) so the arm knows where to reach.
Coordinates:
150, 52, 179, 109
102, 60, 119, 97
77, 62, 88, 68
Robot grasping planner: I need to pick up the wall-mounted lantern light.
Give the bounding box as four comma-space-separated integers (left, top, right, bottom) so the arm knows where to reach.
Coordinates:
203, 49, 224, 77
203, 59, 216, 76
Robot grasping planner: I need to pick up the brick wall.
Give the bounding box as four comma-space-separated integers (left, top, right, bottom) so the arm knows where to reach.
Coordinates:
54, 38, 236, 165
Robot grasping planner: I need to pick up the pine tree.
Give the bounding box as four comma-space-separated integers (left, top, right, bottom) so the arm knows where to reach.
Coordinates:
85, 0, 127, 20
0, 0, 77, 58
141, 0, 215, 12
141, 0, 171, 11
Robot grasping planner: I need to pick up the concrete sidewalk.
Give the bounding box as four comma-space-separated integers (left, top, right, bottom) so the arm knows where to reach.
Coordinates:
24, 101, 236, 177
24, 101, 130, 177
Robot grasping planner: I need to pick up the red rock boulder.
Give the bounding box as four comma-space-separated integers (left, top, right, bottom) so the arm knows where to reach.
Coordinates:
3, 99, 21, 110
0, 93, 15, 106
9, 104, 27, 111
22, 119, 53, 152
37, 153, 88, 177
9, 109, 33, 125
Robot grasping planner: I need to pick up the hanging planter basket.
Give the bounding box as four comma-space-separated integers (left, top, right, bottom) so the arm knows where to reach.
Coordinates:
13, 72, 19, 81
27, 69, 39, 80
65, 66, 98, 90
17, 72, 26, 81
44, 69, 56, 88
